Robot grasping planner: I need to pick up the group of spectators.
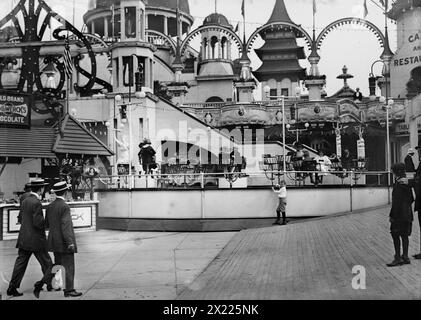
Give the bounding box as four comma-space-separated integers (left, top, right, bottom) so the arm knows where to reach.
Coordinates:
290, 146, 356, 185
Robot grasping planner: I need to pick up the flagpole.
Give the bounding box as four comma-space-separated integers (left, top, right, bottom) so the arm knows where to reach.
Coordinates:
312, 0, 316, 37
242, 0, 246, 45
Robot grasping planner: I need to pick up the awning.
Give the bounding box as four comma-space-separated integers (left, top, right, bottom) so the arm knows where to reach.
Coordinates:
0, 126, 56, 158
53, 114, 114, 157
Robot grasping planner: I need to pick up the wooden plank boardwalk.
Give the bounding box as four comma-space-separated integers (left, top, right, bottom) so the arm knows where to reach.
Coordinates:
177, 207, 421, 300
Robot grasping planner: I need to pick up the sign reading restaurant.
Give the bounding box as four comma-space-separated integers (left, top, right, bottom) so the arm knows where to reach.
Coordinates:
0, 93, 30, 128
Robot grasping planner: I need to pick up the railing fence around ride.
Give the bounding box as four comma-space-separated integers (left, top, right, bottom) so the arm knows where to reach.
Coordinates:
94, 170, 392, 190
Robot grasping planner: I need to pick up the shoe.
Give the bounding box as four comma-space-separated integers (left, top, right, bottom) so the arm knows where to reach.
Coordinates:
64, 290, 82, 298
401, 256, 411, 265
413, 253, 421, 259
7, 287, 23, 297
386, 258, 404, 267
33, 287, 42, 299
273, 220, 281, 225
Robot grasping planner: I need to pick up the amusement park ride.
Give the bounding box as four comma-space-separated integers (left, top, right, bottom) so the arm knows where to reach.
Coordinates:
0, 0, 411, 193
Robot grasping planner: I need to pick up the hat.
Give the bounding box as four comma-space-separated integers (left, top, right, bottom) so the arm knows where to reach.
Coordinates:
391, 163, 406, 176
29, 179, 48, 187
416, 146, 421, 150
143, 138, 151, 145
408, 148, 415, 154
51, 181, 70, 193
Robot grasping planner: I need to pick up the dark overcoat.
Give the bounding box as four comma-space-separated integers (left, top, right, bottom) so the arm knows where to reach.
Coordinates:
390, 178, 414, 222
45, 198, 77, 253
16, 194, 47, 251
414, 165, 421, 213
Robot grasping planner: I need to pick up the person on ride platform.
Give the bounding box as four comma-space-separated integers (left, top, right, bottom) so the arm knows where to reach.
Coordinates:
314, 150, 332, 185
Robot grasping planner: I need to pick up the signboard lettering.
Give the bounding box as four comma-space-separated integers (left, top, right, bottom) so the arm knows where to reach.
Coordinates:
8, 206, 93, 233
0, 93, 30, 128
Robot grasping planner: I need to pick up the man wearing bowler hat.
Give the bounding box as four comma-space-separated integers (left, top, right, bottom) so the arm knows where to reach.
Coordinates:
414, 146, 421, 259
7, 179, 54, 298
45, 181, 82, 297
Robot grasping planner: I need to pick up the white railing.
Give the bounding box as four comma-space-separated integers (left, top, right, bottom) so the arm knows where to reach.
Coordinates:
94, 170, 391, 190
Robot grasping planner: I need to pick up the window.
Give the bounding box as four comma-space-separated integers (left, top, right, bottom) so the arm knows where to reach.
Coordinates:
123, 56, 134, 86
114, 58, 119, 87
270, 89, 277, 100
125, 7, 137, 39
139, 118, 144, 143
281, 88, 289, 97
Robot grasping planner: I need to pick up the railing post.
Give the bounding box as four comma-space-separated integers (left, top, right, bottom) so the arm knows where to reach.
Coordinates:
200, 173, 205, 189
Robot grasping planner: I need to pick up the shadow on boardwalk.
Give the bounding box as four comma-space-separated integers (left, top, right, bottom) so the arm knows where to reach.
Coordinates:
177, 207, 421, 300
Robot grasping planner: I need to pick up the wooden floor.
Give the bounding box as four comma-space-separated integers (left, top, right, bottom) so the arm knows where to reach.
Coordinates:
177, 207, 421, 300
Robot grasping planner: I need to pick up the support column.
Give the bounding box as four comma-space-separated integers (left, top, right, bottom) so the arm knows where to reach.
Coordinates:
91, 21, 95, 34
118, 56, 124, 91
207, 40, 211, 60
145, 57, 150, 89
218, 38, 222, 59
227, 41, 232, 60
178, 17, 183, 38
410, 95, 421, 168
202, 41, 206, 60
104, 17, 109, 39
164, 16, 168, 36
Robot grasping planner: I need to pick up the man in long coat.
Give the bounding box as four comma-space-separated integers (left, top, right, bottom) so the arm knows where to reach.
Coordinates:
7, 179, 54, 298
45, 181, 82, 297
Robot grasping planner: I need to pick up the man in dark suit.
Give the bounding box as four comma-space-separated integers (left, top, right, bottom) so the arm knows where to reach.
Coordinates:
7, 179, 54, 298
45, 181, 82, 297
19, 183, 32, 205
413, 146, 421, 259
404, 148, 416, 174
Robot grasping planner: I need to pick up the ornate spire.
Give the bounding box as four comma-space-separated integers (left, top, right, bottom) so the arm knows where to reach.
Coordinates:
266, 0, 293, 24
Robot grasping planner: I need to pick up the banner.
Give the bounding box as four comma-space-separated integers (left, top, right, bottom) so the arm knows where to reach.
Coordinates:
0, 93, 30, 128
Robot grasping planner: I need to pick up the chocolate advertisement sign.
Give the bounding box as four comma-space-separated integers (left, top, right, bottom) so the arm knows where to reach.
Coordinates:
0, 93, 31, 128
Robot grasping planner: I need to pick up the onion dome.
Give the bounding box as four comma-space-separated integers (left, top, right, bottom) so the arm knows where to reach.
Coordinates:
203, 13, 233, 29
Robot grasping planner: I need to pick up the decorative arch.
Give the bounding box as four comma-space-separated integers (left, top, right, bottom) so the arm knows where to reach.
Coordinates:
145, 29, 177, 55
180, 25, 243, 57
316, 17, 386, 51
246, 21, 313, 53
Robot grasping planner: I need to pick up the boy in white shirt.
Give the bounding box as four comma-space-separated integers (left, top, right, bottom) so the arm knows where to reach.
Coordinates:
273, 181, 288, 225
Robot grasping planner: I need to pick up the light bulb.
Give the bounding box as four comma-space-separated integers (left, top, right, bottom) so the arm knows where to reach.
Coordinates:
135, 91, 146, 99
115, 94, 122, 102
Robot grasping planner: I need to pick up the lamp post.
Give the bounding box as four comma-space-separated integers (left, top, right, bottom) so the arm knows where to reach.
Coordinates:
114, 91, 146, 188
379, 96, 393, 186
263, 85, 301, 175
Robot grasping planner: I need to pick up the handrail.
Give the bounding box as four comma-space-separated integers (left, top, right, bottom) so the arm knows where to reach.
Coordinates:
94, 170, 391, 190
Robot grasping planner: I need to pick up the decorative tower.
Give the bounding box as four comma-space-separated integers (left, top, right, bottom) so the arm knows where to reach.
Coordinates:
110, 0, 155, 95
253, 0, 306, 99
194, 12, 235, 103
234, 43, 256, 103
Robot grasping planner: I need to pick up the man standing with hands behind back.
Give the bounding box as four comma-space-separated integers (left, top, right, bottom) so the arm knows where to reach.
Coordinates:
45, 181, 82, 297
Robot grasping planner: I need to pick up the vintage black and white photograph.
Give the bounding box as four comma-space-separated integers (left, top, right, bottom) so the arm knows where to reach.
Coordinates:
0, 0, 421, 305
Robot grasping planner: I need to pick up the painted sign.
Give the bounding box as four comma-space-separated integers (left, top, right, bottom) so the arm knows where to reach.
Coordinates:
357, 139, 365, 159
0, 93, 30, 128
8, 206, 92, 233
70, 206, 92, 228
336, 132, 342, 158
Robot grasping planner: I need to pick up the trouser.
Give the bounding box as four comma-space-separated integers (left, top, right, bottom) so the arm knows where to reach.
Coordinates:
276, 210, 286, 223
9, 248, 53, 289
391, 234, 409, 259
53, 252, 75, 293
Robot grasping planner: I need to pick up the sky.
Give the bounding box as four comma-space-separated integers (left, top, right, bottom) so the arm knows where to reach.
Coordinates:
0, 0, 398, 97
